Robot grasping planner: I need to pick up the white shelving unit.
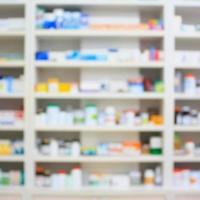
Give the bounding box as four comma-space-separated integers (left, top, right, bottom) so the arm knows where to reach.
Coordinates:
31, 1, 167, 200
0, 1, 199, 200
0, 1, 28, 200
172, 2, 200, 200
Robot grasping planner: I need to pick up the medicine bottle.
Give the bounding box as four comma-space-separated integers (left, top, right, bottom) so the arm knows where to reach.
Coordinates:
184, 74, 196, 94
150, 137, 162, 155
71, 140, 80, 157
182, 106, 191, 125
71, 166, 82, 188
144, 169, 155, 186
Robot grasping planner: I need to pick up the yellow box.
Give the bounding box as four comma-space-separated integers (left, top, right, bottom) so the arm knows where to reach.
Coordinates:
59, 83, 71, 93
35, 83, 48, 93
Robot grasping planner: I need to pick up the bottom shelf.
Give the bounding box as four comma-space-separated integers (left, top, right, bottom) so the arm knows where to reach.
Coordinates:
0, 187, 200, 200
32, 186, 166, 196
0, 186, 25, 194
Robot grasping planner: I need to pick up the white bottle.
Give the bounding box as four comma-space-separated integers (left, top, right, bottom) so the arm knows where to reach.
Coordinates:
57, 170, 67, 189
59, 111, 67, 125
125, 111, 135, 126
66, 107, 74, 125
71, 167, 82, 188
182, 106, 191, 126
184, 74, 196, 94
155, 166, 162, 186
50, 139, 59, 156
105, 106, 116, 126
185, 141, 195, 156
51, 173, 59, 189
46, 104, 60, 125
71, 141, 80, 157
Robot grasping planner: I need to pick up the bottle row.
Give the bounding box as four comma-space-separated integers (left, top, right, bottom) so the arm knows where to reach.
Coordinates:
35, 76, 164, 94
36, 165, 162, 189
37, 136, 162, 157
0, 139, 24, 156
175, 15, 200, 33
36, 48, 163, 63
0, 53, 23, 62
175, 106, 200, 126
3, 132, 200, 158
0, 169, 24, 187
0, 18, 25, 31
175, 72, 200, 94
175, 133, 200, 157
36, 104, 163, 127
3, 104, 200, 127
175, 51, 200, 66
174, 168, 200, 189
36, 8, 163, 31
0, 109, 24, 126
0, 75, 24, 94
1, 165, 200, 189
2, 49, 199, 65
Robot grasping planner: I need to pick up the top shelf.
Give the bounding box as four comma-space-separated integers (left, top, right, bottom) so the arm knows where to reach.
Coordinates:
35, 30, 164, 39
174, 0, 200, 7
0, 0, 25, 6
34, 0, 164, 7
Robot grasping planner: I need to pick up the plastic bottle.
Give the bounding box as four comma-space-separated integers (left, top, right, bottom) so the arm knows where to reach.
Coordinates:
144, 169, 155, 186
105, 106, 116, 126
50, 139, 59, 156
71, 167, 82, 188
54, 9, 64, 29
71, 140, 80, 157
175, 72, 182, 93
150, 137, 162, 155
155, 166, 162, 186
185, 141, 195, 156
57, 170, 66, 188
184, 74, 196, 94
182, 106, 191, 125
46, 104, 60, 125
85, 104, 98, 126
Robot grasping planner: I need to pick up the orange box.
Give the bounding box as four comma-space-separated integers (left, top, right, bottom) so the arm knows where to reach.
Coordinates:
150, 115, 163, 125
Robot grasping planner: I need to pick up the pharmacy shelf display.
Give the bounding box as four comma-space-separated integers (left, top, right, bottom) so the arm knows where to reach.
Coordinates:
0, 1, 27, 200
0, 0, 200, 200
32, 1, 166, 200
173, 2, 200, 199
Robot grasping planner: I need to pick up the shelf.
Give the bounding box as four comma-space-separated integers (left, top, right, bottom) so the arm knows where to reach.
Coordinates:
0, 187, 25, 195
174, 125, 200, 132
175, 64, 200, 69
35, 30, 164, 39
174, 94, 200, 100
32, 187, 166, 196
34, 0, 164, 7
0, 0, 25, 6
175, 32, 200, 39
0, 31, 25, 38
0, 155, 24, 162
174, 1, 200, 7
36, 125, 164, 132
35, 93, 164, 100
35, 61, 164, 69
0, 61, 25, 68
0, 93, 24, 99
172, 189, 200, 195
35, 155, 163, 163
0, 125, 24, 131
174, 156, 200, 163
